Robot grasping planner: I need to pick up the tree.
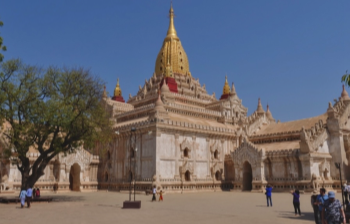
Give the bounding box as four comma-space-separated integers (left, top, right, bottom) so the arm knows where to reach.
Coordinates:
0, 59, 112, 189
0, 19, 7, 62
342, 70, 350, 86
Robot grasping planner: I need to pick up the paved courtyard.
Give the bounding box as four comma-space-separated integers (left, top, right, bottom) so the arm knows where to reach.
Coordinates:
0, 191, 335, 224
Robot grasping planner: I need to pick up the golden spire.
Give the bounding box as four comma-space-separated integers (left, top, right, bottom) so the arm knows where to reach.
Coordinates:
155, 3, 190, 76
223, 75, 230, 95
166, 2, 179, 41
114, 78, 122, 97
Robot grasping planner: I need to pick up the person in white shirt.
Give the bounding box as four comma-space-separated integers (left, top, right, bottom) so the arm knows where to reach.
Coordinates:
152, 186, 157, 202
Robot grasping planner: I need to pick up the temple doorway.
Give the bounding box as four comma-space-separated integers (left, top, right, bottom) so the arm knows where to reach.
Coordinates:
185, 170, 191, 181
243, 161, 252, 191
215, 171, 221, 181
69, 163, 81, 191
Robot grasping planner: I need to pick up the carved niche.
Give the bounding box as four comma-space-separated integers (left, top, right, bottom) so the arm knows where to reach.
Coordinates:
180, 160, 193, 174
210, 141, 221, 161
210, 162, 223, 178
180, 138, 192, 159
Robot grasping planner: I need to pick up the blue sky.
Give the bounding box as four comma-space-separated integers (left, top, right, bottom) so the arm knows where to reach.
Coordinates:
1, 0, 349, 122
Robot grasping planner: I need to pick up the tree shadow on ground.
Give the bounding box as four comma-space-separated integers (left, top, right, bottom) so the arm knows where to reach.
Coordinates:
277, 211, 314, 221
51, 195, 85, 203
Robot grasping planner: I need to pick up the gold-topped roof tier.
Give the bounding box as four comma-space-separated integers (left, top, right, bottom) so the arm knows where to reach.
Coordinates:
155, 4, 190, 76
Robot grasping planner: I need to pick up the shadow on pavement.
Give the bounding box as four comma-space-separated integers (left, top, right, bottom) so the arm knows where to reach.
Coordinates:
51, 195, 85, 203
278, 211, 314, 221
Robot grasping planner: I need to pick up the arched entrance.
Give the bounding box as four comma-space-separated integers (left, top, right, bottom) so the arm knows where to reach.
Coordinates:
185, 170, 191, 181
242, 161, 252, 191
215, 171, 221, 181
69, 163, 81, 191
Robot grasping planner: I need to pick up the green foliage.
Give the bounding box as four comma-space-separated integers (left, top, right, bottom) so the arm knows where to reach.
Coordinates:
342, 70, 350, 87
0, 59, 112, 187
0, 19, 6, 62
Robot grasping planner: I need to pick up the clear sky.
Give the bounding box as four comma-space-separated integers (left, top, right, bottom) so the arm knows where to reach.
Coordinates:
1, 0, 349, 122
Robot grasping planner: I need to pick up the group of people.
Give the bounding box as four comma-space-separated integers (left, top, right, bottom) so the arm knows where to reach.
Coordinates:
18, 187, 41, 208
266, 185, 345, 223
151, 186, 163, 202
311, 188, 346, 224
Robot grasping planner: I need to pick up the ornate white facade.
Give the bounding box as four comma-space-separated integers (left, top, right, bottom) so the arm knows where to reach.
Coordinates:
97, 5, 350, 193
1, 5, 350, 193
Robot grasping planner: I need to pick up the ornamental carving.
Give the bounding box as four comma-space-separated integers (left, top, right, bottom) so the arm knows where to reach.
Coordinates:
232, 140, 259, 167
210, 162, 223, 177
59, 147, 92, 171
180, 159, 193, 174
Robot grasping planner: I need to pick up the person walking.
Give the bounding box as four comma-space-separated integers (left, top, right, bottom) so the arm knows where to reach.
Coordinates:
26, 187, 33, 208
19, 188, 27, 208
315, 188, 328, 224
343, 183, 348, 204
311, 193, 320, 224
152, 186, 157, 202
36, 188, 40, 198
265, 185, 273, 207
322, 191, 346, 224
158, 190, 163, 202
291, 189, 301, 216
345, 183, 350, 203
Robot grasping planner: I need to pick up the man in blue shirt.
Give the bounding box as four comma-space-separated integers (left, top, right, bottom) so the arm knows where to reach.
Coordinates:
265, 185, 273, 207
314, 188, 328, 223
26, 187, 33, 208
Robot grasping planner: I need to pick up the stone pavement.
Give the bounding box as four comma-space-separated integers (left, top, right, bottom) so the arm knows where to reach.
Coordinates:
0, 191, 339, 224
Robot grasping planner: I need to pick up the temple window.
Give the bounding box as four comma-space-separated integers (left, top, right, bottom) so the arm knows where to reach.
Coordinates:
160, 67, 162, 71
184, 148, 189, 158
214, 150, 219, 159
107, 151, 111, 160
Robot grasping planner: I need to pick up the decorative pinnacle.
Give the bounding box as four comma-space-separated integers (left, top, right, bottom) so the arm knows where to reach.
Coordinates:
257, 98, 265, 114
166, 2, 178, 40
223, 75, 230, 95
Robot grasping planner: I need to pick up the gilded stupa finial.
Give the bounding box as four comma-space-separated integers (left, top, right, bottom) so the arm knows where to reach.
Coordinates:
114, 78, 122, 97
166, 1, 179, 40
222, 75, 230, 95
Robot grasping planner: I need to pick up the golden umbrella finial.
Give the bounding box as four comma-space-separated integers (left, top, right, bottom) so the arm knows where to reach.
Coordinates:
166, 1, 178, 40
114, 78, 122, 97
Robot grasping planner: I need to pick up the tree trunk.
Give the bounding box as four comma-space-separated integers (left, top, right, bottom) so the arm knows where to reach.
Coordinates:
20, 157, 48, 189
